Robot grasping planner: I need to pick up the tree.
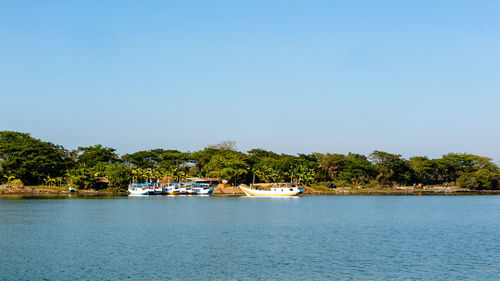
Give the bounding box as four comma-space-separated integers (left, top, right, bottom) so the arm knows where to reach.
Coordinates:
160, 150, 192, 168
253, 158, 284, 183
317, 153, 347, 181
66, 167, 95, 189
457, 169, 499, 190
104, 163, 132, 188
76, 145, 119, 168
207, 141, 236, 151
203, 151, 250, 185
191, 148, 222, 175
252, 154, 317, 184
0, 131, 73, 185
247, 149, 279, 159
336, 153, 377, 186
369, 150, 412, 185
433, 153, 499, 184
409, 156, 436, 185
122, 150, 163, 169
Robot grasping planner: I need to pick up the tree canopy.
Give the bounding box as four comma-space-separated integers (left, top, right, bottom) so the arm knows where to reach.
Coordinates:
1, 131, 499, 190
0, 131, 72, 185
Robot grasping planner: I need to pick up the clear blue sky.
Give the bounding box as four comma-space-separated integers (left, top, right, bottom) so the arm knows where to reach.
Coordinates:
1, 0, 499, 161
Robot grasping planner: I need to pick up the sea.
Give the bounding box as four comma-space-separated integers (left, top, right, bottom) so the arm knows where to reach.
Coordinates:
0, 195, 499, 280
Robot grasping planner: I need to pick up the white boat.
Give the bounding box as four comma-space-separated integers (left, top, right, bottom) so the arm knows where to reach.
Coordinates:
178, 187, 187, 195
239, 183, 304, 197
128, 187, 152, 195
179, 184, 195, 195
192, 184, 214, 195
128, 183, 154, 195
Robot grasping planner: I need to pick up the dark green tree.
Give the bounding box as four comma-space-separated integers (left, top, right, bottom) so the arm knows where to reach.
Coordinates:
336, 153, 377, 186
0, 131, 73, 185
247, 149, 279, 159
76, 145, 119, 168
409, 156, 436, 185
317, 153, 347, 181
122, 149, 163, 169
369, 151, 412, 185
160, 150, 192, 167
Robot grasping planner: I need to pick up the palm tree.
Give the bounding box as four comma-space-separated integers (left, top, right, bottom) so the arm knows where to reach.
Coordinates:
4, 175, 16, 183
44, 176, 56, 186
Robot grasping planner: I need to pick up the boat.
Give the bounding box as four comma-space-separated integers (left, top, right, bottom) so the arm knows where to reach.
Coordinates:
239, 183, 304, 197
179, 183, 195, 195
192, 183, 214, 195
128, 183, 155, 195
164, 183, 181, 195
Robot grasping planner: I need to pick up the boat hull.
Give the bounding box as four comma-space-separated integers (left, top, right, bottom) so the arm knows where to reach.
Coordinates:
128, 188, 151, 195
239, 186, 302, 197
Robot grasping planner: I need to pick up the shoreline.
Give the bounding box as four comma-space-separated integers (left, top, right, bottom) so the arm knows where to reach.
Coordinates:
2, 185, 500, 197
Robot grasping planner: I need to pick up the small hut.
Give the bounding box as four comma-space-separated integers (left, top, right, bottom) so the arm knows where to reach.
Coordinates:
95, 177, 109, 189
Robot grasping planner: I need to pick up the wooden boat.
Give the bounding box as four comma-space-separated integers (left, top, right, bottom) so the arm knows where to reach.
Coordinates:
239, 183, 304, 197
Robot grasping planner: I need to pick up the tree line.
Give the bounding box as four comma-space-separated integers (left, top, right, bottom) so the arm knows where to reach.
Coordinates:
0, 131, 499, 190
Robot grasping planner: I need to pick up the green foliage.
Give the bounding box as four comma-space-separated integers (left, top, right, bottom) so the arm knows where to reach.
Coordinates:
370, 151, 412, 185
253, 155, 317, 184
337, 153, 378, 186
122, 150, 163, 168
76, 145, 119, 168
160, 150, 192, 168
0, 131, 73, 185
457, 169, 499, 190
66, 167, 95, 189
104, 163, 132, 188
247, 149, 279, 159
9, 179, 24, 188
202, 151, 250, 185
317, 153, 347, 181
409, 156, 436, 184
2, 130, 500, 189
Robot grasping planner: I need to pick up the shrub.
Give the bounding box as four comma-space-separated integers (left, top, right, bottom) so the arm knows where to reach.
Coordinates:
457, 169, 499, 190
10, 179, 24, 189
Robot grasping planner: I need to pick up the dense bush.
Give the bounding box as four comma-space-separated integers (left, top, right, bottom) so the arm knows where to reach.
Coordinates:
457, 169, 500, 190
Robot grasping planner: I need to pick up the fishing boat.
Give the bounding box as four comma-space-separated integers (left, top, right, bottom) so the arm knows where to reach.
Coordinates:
179, 183, 195, 195
192, 183, 214, 195
239, 183, 304, 197
128, 183, 154, 195
164, 183, 181, 195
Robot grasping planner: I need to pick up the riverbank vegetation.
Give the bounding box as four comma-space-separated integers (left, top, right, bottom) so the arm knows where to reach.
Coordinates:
1, 131, 499, 191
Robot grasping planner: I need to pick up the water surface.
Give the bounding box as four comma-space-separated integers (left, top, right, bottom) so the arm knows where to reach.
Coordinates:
1, 195, 499, 280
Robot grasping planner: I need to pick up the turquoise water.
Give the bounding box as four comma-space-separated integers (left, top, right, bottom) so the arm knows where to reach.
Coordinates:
1, 195, 499, 280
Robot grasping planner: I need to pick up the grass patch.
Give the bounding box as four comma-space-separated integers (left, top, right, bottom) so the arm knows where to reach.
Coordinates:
26, 185, 68, 191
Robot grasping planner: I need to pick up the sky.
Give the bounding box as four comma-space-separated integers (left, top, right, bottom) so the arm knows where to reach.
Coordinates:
1, 0, 499, 161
